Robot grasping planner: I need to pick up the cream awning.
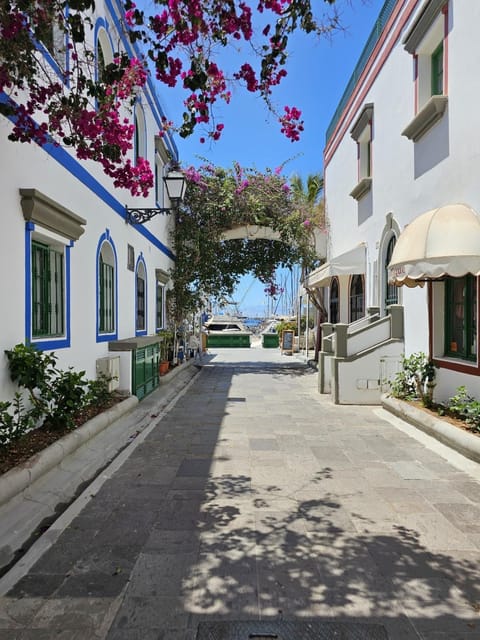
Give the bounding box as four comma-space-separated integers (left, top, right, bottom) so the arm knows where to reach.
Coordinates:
388, 204, 480, 287
306, 243, 366, 288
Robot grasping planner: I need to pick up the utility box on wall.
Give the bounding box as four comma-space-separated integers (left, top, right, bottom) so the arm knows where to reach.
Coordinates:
96, 356, 120, 392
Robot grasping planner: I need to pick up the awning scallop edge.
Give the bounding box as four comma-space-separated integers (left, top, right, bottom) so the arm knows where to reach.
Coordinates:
388, 204, 480, 287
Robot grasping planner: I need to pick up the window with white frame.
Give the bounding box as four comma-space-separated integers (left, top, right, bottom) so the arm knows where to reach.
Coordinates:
330, 277, 339, 324
96, 27, 113, 84
154, 136, 170, 207
155, 152, 165, 207
349, 103, 373, 201
385, 235, 399, 308
155, 268, 169, 330
349, 275, 365, 323
414, 12, 445, 108
156, 281, 165, 330
134, 104, 147, 165
98, 240, 115, 335
136, 258, 147, 333
402, 0, 448, 141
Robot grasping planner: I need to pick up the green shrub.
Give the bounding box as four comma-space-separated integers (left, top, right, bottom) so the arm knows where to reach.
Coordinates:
275, 320, 297, 336
85, 373, 116, 409
2, 343, 116, 440
389, 352, 437, 408
43, 368, 88, 431
0, 394, 39, 446
447, 386, 480, 433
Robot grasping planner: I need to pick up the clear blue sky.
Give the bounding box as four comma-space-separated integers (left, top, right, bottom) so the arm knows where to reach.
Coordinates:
161, 0, 386, 317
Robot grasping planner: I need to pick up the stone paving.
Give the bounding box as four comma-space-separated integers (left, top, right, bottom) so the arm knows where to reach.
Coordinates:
0, 347, 479, 639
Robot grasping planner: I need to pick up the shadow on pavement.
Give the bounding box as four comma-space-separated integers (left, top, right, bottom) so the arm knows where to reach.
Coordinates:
2, 358, 479, 640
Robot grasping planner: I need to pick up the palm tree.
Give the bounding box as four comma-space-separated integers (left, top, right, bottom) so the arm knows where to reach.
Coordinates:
290, 172, 327, 358
290, 172, 324, 204
290, 172, 325, 228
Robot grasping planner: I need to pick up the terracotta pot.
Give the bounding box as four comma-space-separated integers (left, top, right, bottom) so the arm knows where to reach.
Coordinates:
159, 361, 169, 376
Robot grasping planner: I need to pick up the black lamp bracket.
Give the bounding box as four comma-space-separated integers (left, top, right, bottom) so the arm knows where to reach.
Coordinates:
125, 206, 173, 225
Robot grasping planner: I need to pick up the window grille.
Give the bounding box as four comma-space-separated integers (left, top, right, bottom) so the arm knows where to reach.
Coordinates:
32, 241, 64, 337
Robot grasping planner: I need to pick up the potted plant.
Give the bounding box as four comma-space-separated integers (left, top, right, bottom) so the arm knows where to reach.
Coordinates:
157, 329, 174, 375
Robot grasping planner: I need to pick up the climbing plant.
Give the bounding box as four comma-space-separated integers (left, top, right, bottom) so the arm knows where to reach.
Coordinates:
168, 162, 318, 322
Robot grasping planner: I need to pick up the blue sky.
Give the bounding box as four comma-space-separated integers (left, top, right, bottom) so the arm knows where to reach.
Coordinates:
161, 0, 386, 317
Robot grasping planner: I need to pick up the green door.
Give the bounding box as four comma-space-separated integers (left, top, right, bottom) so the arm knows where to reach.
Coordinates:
133, 343, 160, 400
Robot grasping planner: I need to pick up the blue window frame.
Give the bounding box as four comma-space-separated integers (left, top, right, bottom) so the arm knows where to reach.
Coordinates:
96, 231, 118, 342
25, 222, 71, 350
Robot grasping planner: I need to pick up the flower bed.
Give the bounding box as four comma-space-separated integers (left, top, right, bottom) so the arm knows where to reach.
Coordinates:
382, 394, 480, 464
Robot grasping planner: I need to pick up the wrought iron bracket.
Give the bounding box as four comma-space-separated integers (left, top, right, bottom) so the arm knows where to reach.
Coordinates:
125, 206, 172, 225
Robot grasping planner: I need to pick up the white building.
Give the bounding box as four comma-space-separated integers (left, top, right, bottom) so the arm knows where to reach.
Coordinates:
0, 0, 179, 401
307, 0, 480, 404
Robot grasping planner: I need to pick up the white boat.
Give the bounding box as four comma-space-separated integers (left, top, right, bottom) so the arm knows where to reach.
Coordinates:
204, 315, 252, 334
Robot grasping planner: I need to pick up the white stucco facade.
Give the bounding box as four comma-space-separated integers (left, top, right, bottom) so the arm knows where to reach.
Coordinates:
0, 0, 178, 402
319, 0, 480, 403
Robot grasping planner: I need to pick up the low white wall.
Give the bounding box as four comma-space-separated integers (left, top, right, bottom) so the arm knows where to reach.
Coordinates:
335, 341, 404, 404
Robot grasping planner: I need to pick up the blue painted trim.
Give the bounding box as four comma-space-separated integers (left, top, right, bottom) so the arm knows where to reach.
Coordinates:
25, 224, 72, 350
33, 39, 64, 82
96, 229, 119, 342
24, 222, 33, 344
135, 253, 148, 336
0, 92, 175, 261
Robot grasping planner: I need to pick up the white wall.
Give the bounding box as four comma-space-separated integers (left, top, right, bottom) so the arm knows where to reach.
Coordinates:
0, 0, 177, 403
323, 0, 480, 402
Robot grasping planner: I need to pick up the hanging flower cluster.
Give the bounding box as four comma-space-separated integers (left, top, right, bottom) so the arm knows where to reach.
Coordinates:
0, 0, 340, 194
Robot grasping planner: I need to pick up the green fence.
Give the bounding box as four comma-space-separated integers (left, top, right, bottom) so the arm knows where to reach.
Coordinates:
262, 333, 279, 348
207, 333, 251, 348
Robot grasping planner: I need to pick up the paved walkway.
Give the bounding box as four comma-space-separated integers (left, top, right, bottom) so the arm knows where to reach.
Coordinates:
0, 347, 479, 639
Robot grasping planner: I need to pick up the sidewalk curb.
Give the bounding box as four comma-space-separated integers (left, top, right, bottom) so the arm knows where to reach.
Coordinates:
381, 394, 480, 464
0, 396, 138, 507
0, 365, 202, 596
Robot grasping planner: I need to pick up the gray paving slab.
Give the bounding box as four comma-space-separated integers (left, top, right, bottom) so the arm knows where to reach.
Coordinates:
0, 346, 479, 639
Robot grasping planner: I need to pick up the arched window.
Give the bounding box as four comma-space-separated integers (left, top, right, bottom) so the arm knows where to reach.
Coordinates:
96, 232, 117, 341
98, 242, 115, 334
330, 277, 339, 324
136, 257, 147, 333
385, 235, 398, 308
350, 275, 365, 322
95, 26, 113, 83
134, 104, 146, 165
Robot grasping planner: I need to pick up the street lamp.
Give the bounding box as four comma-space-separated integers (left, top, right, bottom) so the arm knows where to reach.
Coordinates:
125, 162, 187, 224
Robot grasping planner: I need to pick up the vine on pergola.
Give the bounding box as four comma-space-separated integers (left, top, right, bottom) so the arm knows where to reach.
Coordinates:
168, 162, 319, 321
